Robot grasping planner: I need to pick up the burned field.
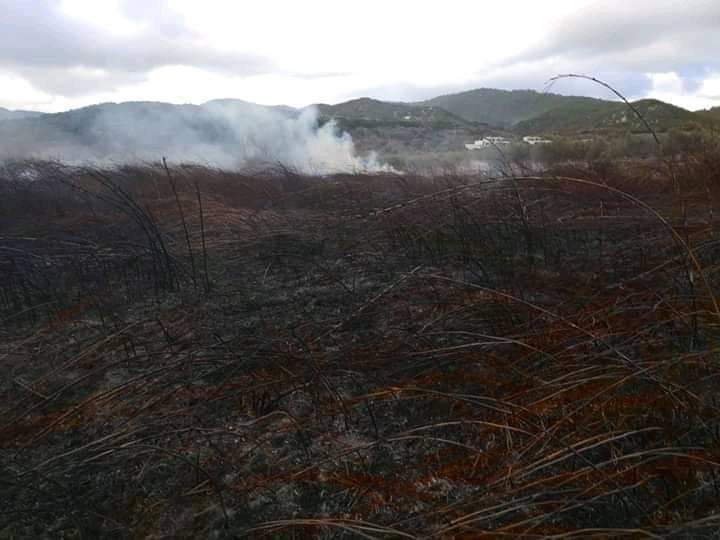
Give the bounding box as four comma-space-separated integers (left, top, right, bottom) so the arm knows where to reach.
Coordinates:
3, 159, 720, 538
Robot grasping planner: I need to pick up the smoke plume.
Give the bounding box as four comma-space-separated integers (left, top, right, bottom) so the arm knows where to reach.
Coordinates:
0, 100, 393, 174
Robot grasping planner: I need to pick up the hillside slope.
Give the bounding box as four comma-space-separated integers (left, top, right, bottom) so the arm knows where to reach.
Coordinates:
697, 106, 720, 124
418, 88, 612, 128
0, 107, 45, 122
516, 98, 704, 134
314, 97, 475, 128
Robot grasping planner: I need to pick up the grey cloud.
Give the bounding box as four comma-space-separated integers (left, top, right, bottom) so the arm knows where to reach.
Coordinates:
527, 0, 719, 61
13, 66, 148, 97
0, 0, 273, 95
512, 0, 720, 79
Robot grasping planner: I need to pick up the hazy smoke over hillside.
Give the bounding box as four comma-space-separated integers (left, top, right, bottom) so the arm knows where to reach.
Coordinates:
0, 102, 392, 174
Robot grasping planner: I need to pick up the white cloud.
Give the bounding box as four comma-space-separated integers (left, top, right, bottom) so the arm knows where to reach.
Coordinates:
644, 72, 718, 110
695, 74, 720, 107
0, 70, 54, 110
649, 72, 685, 96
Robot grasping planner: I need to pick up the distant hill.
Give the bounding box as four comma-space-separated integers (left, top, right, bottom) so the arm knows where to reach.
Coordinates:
417, 88, 612, 128
697, 106, 720, 124
314, 98, 475, 129
202, 99, 297, 118
0, 107, 45, 122
515, 98, 704, 134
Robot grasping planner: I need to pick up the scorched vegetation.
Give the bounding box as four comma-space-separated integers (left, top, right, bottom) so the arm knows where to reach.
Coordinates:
3, 153, 720, 538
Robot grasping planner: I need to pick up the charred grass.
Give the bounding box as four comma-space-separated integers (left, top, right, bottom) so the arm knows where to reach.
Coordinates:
2, 157, 720, 538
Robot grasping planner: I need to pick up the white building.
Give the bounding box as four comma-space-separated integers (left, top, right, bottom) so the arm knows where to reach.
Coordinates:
522, 136, 553, 145
465, 136, 512, 150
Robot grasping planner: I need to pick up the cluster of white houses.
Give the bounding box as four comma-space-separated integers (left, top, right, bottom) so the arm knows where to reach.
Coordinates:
465, 135, 553, 150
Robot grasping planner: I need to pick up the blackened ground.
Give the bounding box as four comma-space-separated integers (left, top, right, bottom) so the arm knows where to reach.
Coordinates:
2, 158, 720, 538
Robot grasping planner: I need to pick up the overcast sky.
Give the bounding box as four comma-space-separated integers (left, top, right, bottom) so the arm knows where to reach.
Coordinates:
2, 0, 720, 112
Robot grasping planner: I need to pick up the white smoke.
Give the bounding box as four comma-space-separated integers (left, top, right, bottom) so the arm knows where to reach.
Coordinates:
0, 101, 395, 175
199, 104, 392, 174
